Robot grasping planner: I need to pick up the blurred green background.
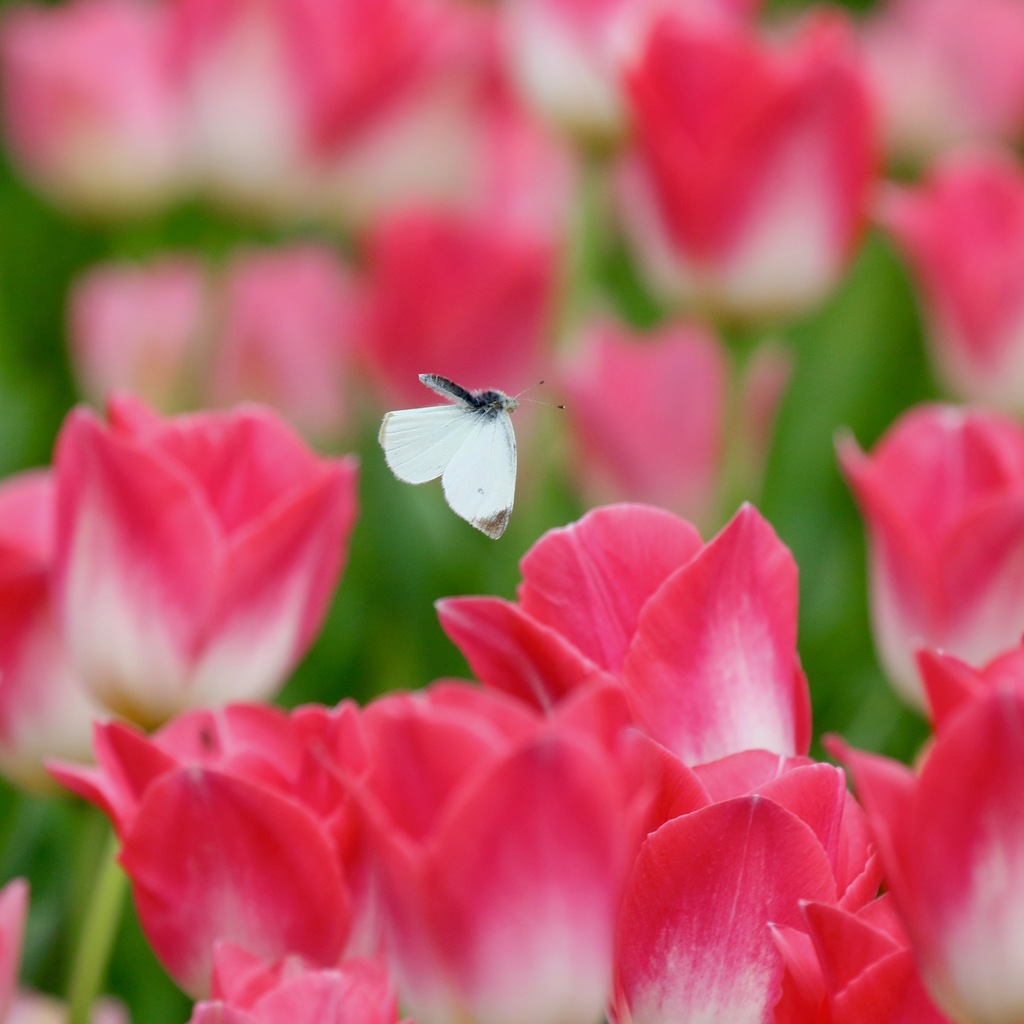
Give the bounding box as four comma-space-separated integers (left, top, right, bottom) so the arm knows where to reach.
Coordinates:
0, 0, 935, 1019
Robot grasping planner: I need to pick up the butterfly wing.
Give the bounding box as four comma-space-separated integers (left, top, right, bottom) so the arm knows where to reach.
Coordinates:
379, 405, 477, 484
441, 409, 517, 539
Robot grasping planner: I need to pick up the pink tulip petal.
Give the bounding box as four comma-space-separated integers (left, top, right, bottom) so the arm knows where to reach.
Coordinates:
436, 596, 613, 709
624, 504, 810, 763
0, 879, 27, 1021
189, 459, 358, 705
138, 407, 327, 533
383, 734, 630, 1024
915, 648, 983, 727
54, 407, 220, 724
615, 796, 836, 1024
517, 504, 703, 672
189, 1005, 256, 1024
121, 769, 349, 997
49, 721, 178, 834
361, 688, 530, 844
890, 690, 1024, 1021
828, 736, 917, 903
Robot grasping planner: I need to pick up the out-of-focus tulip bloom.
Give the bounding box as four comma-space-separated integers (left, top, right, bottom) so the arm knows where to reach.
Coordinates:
353, 682, 643, 1024
360, 207, 557, 407
68, 257, 208, 412
772, 896, 952, 1024
211, 245, 356, 439
838, 404, 1024, 711
622, 12, 876, 322
189, 946, 404, 1024
881, 153, 1024, 414
0, 0, 187, 215
861, 0, 1024, 165
613, 791, 843, 1024
835, 686, 1024, 1024
52, 397, 358, 726
501, 0, 756, 148
52, 704, 365, 997
562, 320, 727, 522
0, 472, 107, 793
438, 503, 811, 765
0, 879, 128, 1024
305, 2, 495, 228
561, 320, 789, 525
168, 0, 314, 212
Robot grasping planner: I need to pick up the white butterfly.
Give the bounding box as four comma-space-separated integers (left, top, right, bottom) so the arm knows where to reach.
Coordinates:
379, 373, 519, 539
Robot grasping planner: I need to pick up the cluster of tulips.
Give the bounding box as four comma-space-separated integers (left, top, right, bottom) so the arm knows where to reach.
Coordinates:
3, 0, 1024, 1021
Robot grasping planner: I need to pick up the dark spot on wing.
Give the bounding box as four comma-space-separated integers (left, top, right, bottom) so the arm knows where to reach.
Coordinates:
475, 507, 512, 540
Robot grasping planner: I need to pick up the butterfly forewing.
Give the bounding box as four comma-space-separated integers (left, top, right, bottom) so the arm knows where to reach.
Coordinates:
379, 405, 477, 484
440, 408, 517, 539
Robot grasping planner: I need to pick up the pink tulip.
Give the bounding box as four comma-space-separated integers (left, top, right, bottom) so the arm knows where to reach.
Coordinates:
835, 686, 1024, 1024
52, 397, 358, 726
621, 11, 877, 322
772, 896, 952, 1024
838, 403, 1024, 710
0, 472, 107, 792
167, 0, 312, 211
438, 503, 811, 765
67, 256, 208, 412
52, 704, 363, 997
561, 320, 789, 525
561, 319, 726, 522
613, 794, 839, 1024
352, 682, 642, 1024
0, 0, 187, 215
302, 1, 491, 226
861, 0, 1024, 164
360, 207, 556, 407
190, 945, 404, 1024
211, 245, 356, 439
501, 0, 756, 147
881, 152, 1024, 413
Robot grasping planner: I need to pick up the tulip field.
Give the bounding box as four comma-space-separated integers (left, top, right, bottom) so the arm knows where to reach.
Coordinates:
3, 0, 1024, 1021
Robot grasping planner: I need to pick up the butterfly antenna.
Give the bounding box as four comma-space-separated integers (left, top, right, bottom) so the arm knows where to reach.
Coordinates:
515, 380, 565, 409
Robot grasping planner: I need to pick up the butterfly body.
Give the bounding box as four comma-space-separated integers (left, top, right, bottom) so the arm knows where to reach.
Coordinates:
379, 374, 519, 539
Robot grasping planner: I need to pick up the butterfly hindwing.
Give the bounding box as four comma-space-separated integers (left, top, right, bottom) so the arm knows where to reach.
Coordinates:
441, 408, 517, 539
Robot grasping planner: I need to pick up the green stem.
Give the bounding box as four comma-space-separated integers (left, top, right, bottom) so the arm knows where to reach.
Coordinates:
66, 825, 126, 1024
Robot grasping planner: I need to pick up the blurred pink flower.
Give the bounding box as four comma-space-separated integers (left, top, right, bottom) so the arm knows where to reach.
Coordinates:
501, 0, 757, 147
861, 0, 1024, 165
211, 244, 356, 439
67, 245, 356, 439
360, 207, 557, 408
839, 403, 1024, 710
0, 0, 188, 215
561, 320, 789, 525
561, 319, 727, 522
68, 256, 208, 412
189, 946, 404, 1024
621, 11, 877, 322
0, 472, 105, 793
881, 151, 1024, 414
353, 682, 643, 1024
53, 704, 362, 997
53, 396, 359, 726
836, 687, 1024, 1024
